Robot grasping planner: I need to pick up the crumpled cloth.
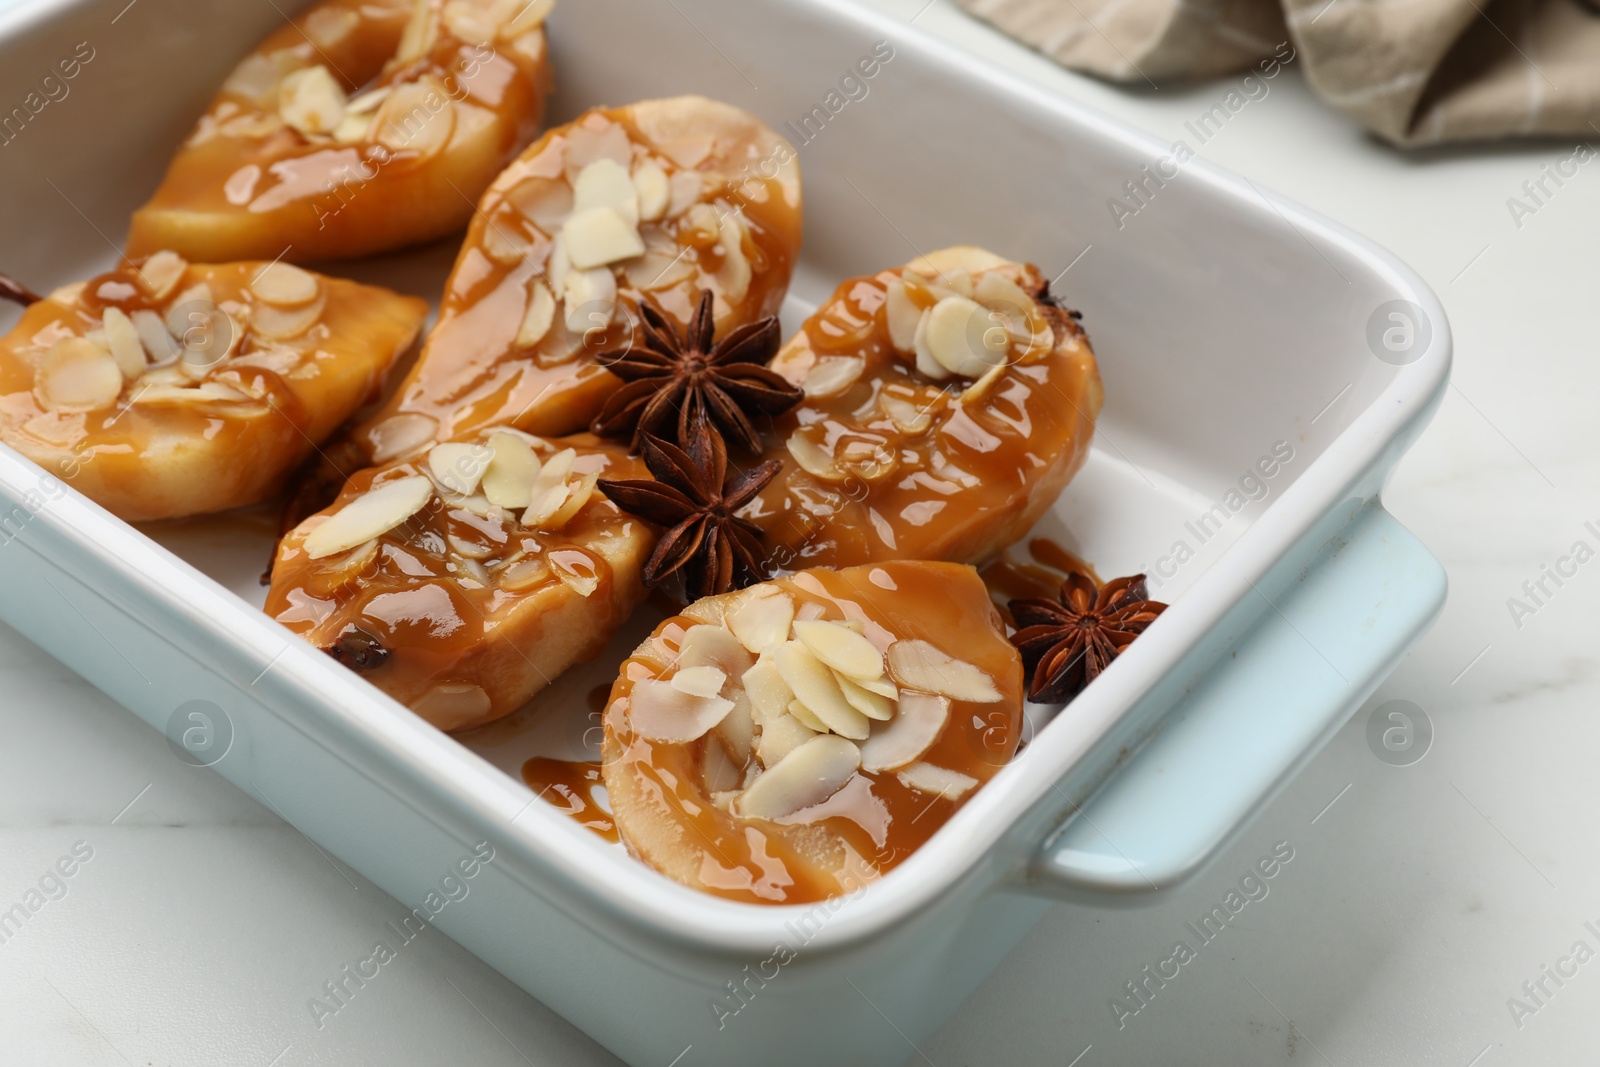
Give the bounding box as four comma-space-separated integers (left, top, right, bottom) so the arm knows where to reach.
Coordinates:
954, 0, 1600, 146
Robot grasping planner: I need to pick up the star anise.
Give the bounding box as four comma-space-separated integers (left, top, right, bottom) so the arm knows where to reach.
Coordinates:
0, 270, 41, 307
1009, 573, 1166, 703
591, 288, 803, 456
596, 422, 780, 601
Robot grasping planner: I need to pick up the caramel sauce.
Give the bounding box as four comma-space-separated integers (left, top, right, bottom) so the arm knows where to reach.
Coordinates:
981, 537, 1101, 619
127, 0, 551, 262
522, 758, 619, 843
0, 262, 424, 522
265, 432, 651, 725
347, 100, 804, 464
602, 561, 1024, 904
748, 260, 1103, 572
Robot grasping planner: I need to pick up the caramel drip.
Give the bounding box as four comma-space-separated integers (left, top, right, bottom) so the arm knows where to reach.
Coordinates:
522, 758, 619, 843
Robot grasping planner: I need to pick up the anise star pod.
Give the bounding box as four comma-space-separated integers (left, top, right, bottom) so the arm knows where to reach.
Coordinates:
1009, 572, 1167, 703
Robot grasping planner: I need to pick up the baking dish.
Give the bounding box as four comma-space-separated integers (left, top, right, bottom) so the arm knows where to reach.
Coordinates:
0, 0, 1449, 1063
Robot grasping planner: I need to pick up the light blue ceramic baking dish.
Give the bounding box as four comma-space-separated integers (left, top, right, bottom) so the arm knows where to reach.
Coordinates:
0, 0, 1448, 1063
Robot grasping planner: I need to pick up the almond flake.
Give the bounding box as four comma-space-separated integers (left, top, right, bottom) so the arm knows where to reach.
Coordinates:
130, 309, 178, 364
136, 251, 187, 301
505, 176, 574, 231
925, 295, 1006, 378
802, 356, 864, 398
562, 266, 616, 334
252, 297, 324, 340
250, 262, 320, 306
792, 619, 883, 682
100, 308, 147, 379
563, 122, 632, 179
499, 557, 550, 591
441, 0, 499, 42
544, 471, 597, 529
755, 712, 817, 768
628, 678, 734, 743
774, 641, 870, 740
38, 337, 122, 412
345, 86, 391, 115
550, 550, 601, 597
911, 307, 949, 381
786, 698, 830, 734
562, 207, 644, 269
504, 0, 554, 35
973, 271, 1034, 323
279, 65, 346, 136
374, 76, 454, 159
529, 446, 575, 497
482, 432, 541, 508
677, 624, 755, 678
666, 170, 703, 218
633, 160, 669, 222
734, 735, 860, 821
304, 475, 433, 559
834, 671, 895, 722
672, 665, 727, 699
522, 482, 569, 528
879, 394, 933, 435
572, 158, 639, 226
368, 412, 439, 463
859, 692, 949, 772
786, 431, 846, 482
887, 640, 1003, 703
515, 280, 556, 347
726, 586, 794, 654
741, 656, 794, 725
427, 441, 492, 496
896, 761, 977, 800
716, 213, 751, 303
884, 280, 921, 353
855, 675, 899, 700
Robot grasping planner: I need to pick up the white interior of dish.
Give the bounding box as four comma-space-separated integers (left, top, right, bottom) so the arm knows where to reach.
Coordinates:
0, 0, 1439, 919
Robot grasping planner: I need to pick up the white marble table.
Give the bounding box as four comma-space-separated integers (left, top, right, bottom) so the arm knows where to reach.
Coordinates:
4, 1, 1598, 1063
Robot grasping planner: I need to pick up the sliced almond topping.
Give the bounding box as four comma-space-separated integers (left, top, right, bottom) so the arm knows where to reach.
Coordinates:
562, 207, 645, 270
38, 337, 123, 412
930, 269, 974, 300
252, 297, 324, 341
572, 158, 639, 226
741, 656, 794, 725
549, 549, 601, 597
859, 692, 949, 772
633, 160, 670, 222
624, 247, 695, 291
345, 85, 391, 116
879, 394, 934, 435
529, 446, 575, 497
499, 556, 550, 592
628, 678, 734, 743
279, 65, 347, 136
896, 761, 978, 800
960, 360, 1009, 405
516, 280, 556, 347
544, 471, 597, 530
412, 684, 492, 731
786, 698, 830, 735
793, 619, 884, 681
855, 675, 899, 700
130, 309, 178, 364
884, 280, 922, 353
427, 441, 492, 496
136, 251, 187, 301
887, 640, 1003, 703
374, 76, 454, 159
716, 213, 751, 303
666, 170, 704, 218
973, 271, 1034, 324
482, 217, 536, 265
672, 665, 727, 699
250, 262, 320, 306
441, 0, 500, 42
786, 431, 847, 483
756, 712, 817, 768
100, 308, 147, 380
911, 307, 949, 381
677, 623, 756, 677
715, 694, 756, 765
304, 475, 433, 559
481, 432, 541, 508
368, 412, 439, 464
774, 641, 870, 740
522, 482, 569, 528
562, 266, 617, 334
726, 586, 794, 654
925, 295, 1007, 378
734, 735, 860, 821
834, 671, 895, 722
802, 356, 864, 398
547, 233, 571, 291
563, 122, 633, 178
505, 176, 574, 231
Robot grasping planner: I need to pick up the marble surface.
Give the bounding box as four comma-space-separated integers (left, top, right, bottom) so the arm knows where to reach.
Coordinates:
4, 1, 1599, 1064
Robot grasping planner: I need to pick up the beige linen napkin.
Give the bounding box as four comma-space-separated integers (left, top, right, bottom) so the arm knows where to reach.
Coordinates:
956, 0, 1600, 146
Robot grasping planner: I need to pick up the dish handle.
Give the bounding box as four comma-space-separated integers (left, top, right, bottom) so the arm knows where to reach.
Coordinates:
1023, 502, 1446, 900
